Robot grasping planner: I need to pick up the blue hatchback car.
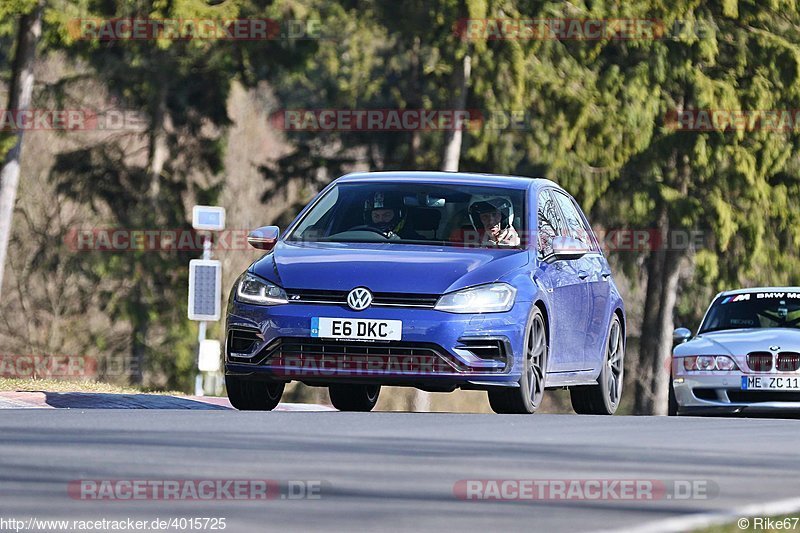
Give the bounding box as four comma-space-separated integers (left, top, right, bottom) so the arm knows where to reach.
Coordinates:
225, 172, 625, 414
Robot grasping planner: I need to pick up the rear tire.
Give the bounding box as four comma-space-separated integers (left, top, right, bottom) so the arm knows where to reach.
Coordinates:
570, 315, 624, 415
329, 384, 380, 412
488, 307, 547, 414
226, 375, 284, 411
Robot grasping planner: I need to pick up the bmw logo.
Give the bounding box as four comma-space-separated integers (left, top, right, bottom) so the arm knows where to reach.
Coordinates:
347, 287, 372, 311
770, 345, 780, 352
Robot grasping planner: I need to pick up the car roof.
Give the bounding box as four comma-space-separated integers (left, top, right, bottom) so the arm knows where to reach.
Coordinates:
717, 287, 800, 297
336, 171, 559, 190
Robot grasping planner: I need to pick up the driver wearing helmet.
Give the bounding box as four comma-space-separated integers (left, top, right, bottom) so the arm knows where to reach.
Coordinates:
363, 192, 425, 240
469, 198, 520, 247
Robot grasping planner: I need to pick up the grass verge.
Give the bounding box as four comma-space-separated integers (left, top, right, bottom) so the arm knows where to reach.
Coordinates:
0, 377, 182, 395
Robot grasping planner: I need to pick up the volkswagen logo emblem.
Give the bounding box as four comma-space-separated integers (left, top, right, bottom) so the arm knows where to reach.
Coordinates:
770, 345, 781, 352
347, 287, 372, 311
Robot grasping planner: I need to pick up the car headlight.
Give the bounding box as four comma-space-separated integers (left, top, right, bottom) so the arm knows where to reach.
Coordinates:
435, 283, 516, 313
235, 273, 288, 305
683, 355, 739, 371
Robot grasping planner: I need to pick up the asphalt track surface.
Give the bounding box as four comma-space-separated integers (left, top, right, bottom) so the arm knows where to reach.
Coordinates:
1, 410, 799, 532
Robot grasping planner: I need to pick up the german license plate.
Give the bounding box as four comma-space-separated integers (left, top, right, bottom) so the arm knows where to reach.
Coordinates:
741, 376, 800, 391
311, 317, 402, 341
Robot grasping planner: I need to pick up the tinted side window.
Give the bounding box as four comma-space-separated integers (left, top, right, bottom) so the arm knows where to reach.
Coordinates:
537, 189, 563, 257
553, 192, 594, 250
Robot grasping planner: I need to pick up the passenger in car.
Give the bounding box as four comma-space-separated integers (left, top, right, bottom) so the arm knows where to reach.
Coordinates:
468, 198, 520, 247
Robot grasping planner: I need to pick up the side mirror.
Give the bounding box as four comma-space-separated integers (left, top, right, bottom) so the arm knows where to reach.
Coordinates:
673, 327, 692, 344
247, 226, 280, 251
549, 236, 591, 261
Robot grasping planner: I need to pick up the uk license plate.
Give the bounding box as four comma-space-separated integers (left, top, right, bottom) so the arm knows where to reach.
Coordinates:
311, 317, 402, 341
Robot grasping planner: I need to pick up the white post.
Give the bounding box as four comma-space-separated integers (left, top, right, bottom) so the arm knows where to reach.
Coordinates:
189, 206, 225, 396
195, 320, 207, 396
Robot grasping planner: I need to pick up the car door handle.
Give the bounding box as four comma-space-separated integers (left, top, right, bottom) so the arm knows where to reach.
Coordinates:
578, 271, 590, 280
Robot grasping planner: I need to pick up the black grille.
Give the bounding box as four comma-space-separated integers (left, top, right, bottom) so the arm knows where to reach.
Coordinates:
747, 352, 773, 372
777, 352, 800, 372
727, 390, 800, 403
227, 328, 261, 355
265, 338, 465, 372
234, 337, 508, 375
285, 289, 439, 308
372, 292, 439, 307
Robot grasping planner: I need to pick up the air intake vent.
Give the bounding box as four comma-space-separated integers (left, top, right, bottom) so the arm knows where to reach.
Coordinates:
692, 388, 720, 401
727, 390, 800, 403
457, 339, 506, 361
227, 328, 262, 355
256, 338, 478, 374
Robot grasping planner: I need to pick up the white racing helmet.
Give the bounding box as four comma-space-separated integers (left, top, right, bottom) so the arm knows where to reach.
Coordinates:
468, 196, 514, 232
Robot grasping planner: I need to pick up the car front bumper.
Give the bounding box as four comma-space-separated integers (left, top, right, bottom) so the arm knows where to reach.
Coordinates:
224, 300, 531, 390
673, 372, 800, 415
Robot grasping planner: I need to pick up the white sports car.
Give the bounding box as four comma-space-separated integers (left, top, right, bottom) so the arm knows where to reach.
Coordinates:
670, 287, 800, 416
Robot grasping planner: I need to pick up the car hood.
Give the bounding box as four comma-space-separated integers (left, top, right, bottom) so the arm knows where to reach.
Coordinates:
250, 241, 529, 294
674, 328, 800, 356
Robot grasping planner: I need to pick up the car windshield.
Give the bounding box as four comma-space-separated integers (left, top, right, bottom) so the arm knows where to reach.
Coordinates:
286, 181, 527, 248
699, 291, 800, 333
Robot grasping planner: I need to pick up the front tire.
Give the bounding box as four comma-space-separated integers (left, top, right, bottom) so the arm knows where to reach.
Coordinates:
570, 315, 624, 415
329, 384, 380, 412
488, 307, 548, 414
226, 375, 284, 411
668, 374, 679, 416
